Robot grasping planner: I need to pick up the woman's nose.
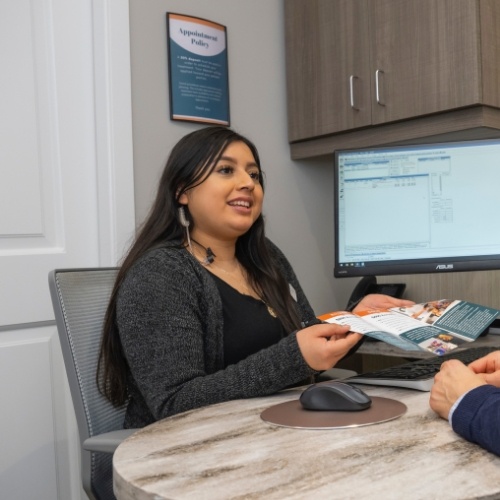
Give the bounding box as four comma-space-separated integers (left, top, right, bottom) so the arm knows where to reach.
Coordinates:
236, 171, 255, 190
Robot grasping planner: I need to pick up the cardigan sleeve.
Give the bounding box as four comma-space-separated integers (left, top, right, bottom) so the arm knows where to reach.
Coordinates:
451, 384, 500, 456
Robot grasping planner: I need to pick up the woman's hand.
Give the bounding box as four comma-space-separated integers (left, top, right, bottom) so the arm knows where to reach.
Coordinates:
430, 359, 487, 420
296, 323, 362, 371
353, 294, 415, 313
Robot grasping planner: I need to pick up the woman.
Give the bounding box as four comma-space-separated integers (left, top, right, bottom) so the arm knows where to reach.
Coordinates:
98, 126, 412, 428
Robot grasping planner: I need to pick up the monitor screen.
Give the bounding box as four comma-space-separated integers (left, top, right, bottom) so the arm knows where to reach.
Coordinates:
334, 138, 500, 278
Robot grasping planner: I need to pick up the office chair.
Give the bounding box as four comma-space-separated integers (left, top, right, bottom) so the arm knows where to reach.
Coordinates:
49, 268, 137, 500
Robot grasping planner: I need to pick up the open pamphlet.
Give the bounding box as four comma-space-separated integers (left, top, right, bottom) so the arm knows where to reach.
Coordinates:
318, 299, 500, 355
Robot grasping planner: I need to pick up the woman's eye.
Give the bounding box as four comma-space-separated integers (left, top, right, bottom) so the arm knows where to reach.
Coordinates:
216, 166, 260, 182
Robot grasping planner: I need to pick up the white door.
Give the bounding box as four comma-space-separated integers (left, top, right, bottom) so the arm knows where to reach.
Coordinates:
0, 0, 134, 498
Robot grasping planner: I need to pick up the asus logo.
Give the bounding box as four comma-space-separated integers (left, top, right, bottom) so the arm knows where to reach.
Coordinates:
436, 264, 454, 270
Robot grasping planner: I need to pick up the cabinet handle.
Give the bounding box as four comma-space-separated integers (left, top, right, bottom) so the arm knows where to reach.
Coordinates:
375, 69, 385, 106
349, 75, 359, 110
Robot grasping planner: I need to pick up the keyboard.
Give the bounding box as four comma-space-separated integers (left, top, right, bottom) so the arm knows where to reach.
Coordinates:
347, 346, 498, 392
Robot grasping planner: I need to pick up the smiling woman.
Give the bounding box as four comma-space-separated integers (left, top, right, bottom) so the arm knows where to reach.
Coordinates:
178, 140, 264, 246
96, 126, 410, 429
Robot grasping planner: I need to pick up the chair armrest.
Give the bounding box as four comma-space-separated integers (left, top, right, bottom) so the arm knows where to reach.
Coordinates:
83, 429, 138, 453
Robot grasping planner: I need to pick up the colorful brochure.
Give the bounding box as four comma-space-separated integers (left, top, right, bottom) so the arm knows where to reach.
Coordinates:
319, 299, 500, 355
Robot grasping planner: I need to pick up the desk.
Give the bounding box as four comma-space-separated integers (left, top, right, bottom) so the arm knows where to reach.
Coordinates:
113, 385, 500, 500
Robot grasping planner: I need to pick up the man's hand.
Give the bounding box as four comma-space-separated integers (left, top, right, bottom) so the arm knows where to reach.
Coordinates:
430, 359, 487, 420
468, 351, 500, 387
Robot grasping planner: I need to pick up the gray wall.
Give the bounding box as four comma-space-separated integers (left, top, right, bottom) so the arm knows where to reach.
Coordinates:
129, 0, 358, 314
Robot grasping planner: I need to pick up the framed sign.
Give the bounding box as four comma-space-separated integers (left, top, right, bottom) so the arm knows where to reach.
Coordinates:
167, 13, 230, 126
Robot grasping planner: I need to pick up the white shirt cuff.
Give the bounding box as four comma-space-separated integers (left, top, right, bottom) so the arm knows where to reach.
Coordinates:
448, 391, 470, 426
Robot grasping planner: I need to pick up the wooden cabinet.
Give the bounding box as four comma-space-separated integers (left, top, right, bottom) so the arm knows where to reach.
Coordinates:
285, 0, 372, 141
285, 0, 500, 159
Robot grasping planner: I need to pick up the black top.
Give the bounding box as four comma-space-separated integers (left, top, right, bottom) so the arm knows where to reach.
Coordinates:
210, 273, 287, 367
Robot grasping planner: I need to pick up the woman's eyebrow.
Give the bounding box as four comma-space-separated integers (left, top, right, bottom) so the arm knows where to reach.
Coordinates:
218, 155, 258, 168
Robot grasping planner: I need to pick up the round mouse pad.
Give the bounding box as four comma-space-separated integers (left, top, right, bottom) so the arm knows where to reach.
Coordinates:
260, 397, 407, 429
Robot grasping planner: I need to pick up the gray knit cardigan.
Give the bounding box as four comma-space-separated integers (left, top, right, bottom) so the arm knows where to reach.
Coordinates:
116, 239, 318, 428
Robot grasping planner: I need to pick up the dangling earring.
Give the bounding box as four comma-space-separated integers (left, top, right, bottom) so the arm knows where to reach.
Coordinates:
178, 206, 192, 254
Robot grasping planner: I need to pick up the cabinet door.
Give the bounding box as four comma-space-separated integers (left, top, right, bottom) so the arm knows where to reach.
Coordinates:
285, 0, 371, 142
370, 0, 482, 125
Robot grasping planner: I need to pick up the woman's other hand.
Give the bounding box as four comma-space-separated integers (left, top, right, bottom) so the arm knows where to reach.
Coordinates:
354, 294, 415, 313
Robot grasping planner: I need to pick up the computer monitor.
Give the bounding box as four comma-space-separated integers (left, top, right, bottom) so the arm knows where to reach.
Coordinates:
334, 138, 500, 278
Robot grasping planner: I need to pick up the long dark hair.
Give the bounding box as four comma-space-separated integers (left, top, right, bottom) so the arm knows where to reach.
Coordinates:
97, 126, 302, 406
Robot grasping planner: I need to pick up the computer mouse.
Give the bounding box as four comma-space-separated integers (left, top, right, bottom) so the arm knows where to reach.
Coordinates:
299, 380, 372, 411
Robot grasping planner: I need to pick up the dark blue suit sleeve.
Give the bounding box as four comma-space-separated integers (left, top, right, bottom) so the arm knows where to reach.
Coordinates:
452, 385, 500, 456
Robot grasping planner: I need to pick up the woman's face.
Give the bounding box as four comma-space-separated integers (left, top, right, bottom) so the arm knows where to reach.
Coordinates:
179, 141, 264, 242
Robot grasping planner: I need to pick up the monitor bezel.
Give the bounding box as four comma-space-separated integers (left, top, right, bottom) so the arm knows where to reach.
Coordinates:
333, 138, 500, 278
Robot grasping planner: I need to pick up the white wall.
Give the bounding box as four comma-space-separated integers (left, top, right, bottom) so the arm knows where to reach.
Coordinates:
129, 0, 357, 314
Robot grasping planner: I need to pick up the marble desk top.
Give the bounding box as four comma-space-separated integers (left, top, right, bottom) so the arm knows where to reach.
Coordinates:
113, 385, 500, 500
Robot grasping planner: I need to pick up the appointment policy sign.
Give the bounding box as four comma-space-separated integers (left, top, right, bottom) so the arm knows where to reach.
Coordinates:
167, 13, 230, 125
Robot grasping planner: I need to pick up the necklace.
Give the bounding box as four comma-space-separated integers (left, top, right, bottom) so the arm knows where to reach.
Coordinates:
211, 259, 254, 296
263, 301, 278, 318
187, 240, 278, 318
214, 262, 278, 318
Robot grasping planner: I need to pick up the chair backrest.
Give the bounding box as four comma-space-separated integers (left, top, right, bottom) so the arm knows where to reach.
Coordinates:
49, 268, 124, 500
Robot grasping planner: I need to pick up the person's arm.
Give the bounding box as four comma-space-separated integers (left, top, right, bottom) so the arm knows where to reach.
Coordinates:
430, 355, 500, 456
265, 238, 364, 367
117, 247, 359, 421
451, 385, 500, 456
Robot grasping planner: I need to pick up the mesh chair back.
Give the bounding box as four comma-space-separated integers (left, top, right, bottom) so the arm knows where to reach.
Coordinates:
49, 268, 125, 500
